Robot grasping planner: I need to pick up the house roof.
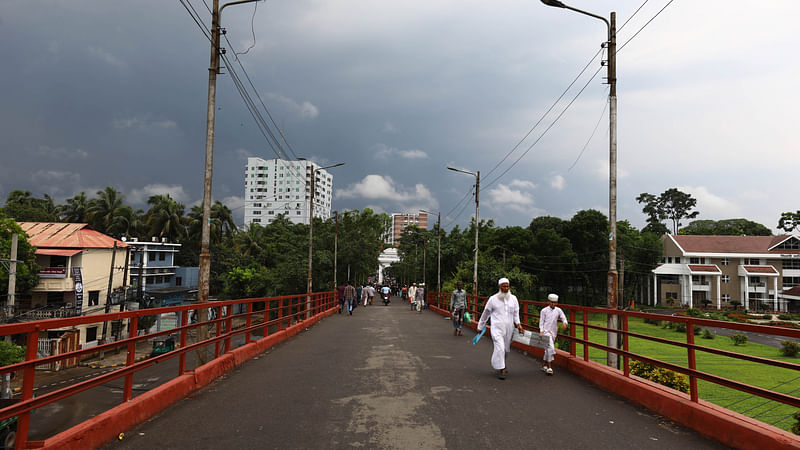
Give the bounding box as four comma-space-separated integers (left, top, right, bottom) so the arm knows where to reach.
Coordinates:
670, 234, 800, 255
19, 222, 127, 249
782, 286, 800, 298
687, 264, 721, 274
34, 248, 83, 257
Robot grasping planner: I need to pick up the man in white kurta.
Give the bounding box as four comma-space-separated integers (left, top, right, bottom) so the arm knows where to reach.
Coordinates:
539, 293, 568, 375
477, 278, 525, 379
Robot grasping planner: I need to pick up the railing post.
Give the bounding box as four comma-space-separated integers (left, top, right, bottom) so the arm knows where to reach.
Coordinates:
124, 315, 138, 401
583, 311, 589, 362
214, 305, 222, 359
15, 329, 40, 449
569, 309, 576, 356
622, 314, 629, 377
246, 301, 253, 344
179, 309, 188, 375
225, 305, 233, 351
278, 298, 284, 331
686, 320, 699, 402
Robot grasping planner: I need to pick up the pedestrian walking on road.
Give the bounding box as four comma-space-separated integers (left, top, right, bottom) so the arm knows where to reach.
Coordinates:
408, 283, 417, 310
451, 281, 467, 336
414, 283, 425, 313
539, 293, 568, 375
337, 282, 346, 314
367, 284, 375, 306
476, 278, 524, 380
343, 281, 357, 315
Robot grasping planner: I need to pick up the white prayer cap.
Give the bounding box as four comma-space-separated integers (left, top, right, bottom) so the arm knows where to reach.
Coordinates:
548, 293, 559, 302
498, 277, 510, 286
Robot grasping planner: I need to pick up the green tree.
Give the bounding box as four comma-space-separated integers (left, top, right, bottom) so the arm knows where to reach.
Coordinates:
637, 188, 699, 234
0, 211, 40, 297
112, 205, 146, 238
778, 211, 800, 233
57, 192, 89, 223
3, 190, 57, 222
87, 187, 126, 234
144, 194, 186, 242
680, 219, 771, 236
0, 340, 24, 366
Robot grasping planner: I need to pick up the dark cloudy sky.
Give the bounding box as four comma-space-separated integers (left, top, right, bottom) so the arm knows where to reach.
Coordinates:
2, 1, 797, 232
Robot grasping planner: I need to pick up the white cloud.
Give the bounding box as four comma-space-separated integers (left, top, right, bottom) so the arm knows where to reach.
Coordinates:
337, 174, 438, 211
128, 184, 189, 205
550, 175, 565, 191
371, 143, 429, 159
266, 93, 319, 119
678, 185, 742, 220
486, 183, 545, 215
87, 46, 126, 68
510, 179, 536, 190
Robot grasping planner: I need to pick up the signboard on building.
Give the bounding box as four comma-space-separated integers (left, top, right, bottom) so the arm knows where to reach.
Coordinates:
39, 267, 68, 278
72, 267, 83, 316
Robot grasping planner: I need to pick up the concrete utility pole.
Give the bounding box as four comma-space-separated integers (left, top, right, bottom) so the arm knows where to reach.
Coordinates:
101, 242, 117, 357
197, 0, 261, 365
541, 0, 619, 369
447, 167, 480, 296
333, 211, 338, 297
7, 234, 18, 314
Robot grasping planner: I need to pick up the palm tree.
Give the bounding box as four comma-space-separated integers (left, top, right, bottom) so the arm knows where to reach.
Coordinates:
112, 205, 145, 238
211, 201, 238, 241
87, 187, 125, 234
234, 223, 264, 257
145, 194, 186, 242
58, 192, 89, 223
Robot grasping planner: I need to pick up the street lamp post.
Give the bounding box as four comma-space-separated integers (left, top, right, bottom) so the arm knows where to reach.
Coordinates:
307, 162, 344, 319
541, 0, 619, 368
420, 209, 441, 297
197, 0, 261, 365
447, 167, 480, 296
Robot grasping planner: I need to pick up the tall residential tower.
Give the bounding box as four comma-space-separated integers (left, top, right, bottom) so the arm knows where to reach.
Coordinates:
244, 157, 334, 226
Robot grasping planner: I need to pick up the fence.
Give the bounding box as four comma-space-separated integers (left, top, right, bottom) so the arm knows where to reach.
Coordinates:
0, 291, 335, 449
427, 291, 800, 431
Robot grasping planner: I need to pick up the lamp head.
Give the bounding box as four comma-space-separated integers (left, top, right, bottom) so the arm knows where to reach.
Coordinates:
541, 0, 567, 7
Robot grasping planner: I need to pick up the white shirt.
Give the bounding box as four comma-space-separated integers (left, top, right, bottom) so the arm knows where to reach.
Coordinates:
539, 305, 568, 338
477, 292, 520, 333
408, 286, 417, 299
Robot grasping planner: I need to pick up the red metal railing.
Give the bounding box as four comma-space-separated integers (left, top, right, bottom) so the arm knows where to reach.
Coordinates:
0, 291, 335, 448
429, 291, 800, 414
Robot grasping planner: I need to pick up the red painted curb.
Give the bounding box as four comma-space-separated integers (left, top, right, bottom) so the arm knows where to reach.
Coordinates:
42, 309, 335, 449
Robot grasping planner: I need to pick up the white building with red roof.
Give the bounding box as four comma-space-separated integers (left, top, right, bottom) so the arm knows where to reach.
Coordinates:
653, 234, 800, 311
18, 222, 128, 347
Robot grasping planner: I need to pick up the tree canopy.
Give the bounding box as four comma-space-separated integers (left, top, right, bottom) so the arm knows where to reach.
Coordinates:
680, 219, 772, 236
636, 188, 699, 234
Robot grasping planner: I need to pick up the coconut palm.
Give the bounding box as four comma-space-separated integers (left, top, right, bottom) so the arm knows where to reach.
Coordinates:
58, 192, 89, 223
112, 205, 145, 238
145, 194, 186, 242
234, 223, 265, 257
87, 187, 125, 234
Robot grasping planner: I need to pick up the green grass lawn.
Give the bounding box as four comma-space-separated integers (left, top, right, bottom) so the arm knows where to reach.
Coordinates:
525, 311, 800, 432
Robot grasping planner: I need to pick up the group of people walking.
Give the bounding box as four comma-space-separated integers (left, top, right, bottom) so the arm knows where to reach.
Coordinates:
337, 281, 389, 315
401, 282, 426, 312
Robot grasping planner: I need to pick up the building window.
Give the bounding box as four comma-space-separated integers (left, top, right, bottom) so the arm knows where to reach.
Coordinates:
253, 218, 261, 223
85, 326, 98, 343
722, 294, 731, 302
783, 277, 800, 288
749, 276, 762, 285
149, 252, 156, 261
721, 275, 730, 283
89, 290, 100, 306
784, 259, 800, 270
674, 257, 681, 264
721, 258, 730, 266
159, 252, 166, 261
690, 257, 701, 264
747, 258, 760, 265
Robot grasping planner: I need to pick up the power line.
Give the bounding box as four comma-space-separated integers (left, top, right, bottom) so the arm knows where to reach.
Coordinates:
235, 0, 260, 56
567, 89, 609, 172
618, 0, 676, 53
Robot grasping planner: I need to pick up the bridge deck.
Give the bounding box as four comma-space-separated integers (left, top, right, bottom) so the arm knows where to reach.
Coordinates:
107, 298, 722, 449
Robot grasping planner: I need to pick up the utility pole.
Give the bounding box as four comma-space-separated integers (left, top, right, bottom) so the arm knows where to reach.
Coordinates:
607, 12, 619, 369
6, 234, 18, 315
436, 213, 441, 295
474, 171, 480, 297
101, 242, 117, 357
333, 211, 338, 296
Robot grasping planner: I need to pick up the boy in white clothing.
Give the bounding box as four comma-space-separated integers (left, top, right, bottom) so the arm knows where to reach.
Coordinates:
539, 293, 568, 375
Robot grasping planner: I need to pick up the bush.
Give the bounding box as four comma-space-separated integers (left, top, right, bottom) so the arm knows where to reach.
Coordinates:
792, 411, 800, 435
780, 341, 799, 357
685, 308, 701, 317
701, 329, 714, 339
556, 337, 570, 352
674, 323, 686, 333
629, 360, 689, 393
665, 297, 676, 306
730, 333, 748, 346
643, 317, 661, 326
700, 298, 712, 308
729, 300, 742, 308
778, 314, 793, 321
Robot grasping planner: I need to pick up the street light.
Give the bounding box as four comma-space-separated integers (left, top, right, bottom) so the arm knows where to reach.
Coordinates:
197, 0, 261, 365
307, 162, 344, 319
420, 209, 441, 297
447, 166, 480, 296
540, 0, 619, 368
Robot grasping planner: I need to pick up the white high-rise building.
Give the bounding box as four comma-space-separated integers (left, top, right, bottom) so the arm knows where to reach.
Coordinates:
244, 157, 334, 226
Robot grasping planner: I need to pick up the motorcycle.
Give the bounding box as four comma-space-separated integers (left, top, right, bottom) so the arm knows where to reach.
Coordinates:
381, 291, 391, 306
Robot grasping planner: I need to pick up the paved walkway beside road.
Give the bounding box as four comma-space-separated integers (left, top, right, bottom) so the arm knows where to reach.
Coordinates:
107, 298, 722, 449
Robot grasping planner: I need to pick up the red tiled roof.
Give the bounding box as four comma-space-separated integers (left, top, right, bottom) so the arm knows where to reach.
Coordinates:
19, 222, 127, 249
688, 264, 720, 273
671, 235, 799, 254
783, 286, 800, 297
742, 265, 779, 274
34, 248, 83, 257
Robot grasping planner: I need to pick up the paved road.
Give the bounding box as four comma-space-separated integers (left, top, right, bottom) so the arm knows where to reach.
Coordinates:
107, 298, 723, 449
